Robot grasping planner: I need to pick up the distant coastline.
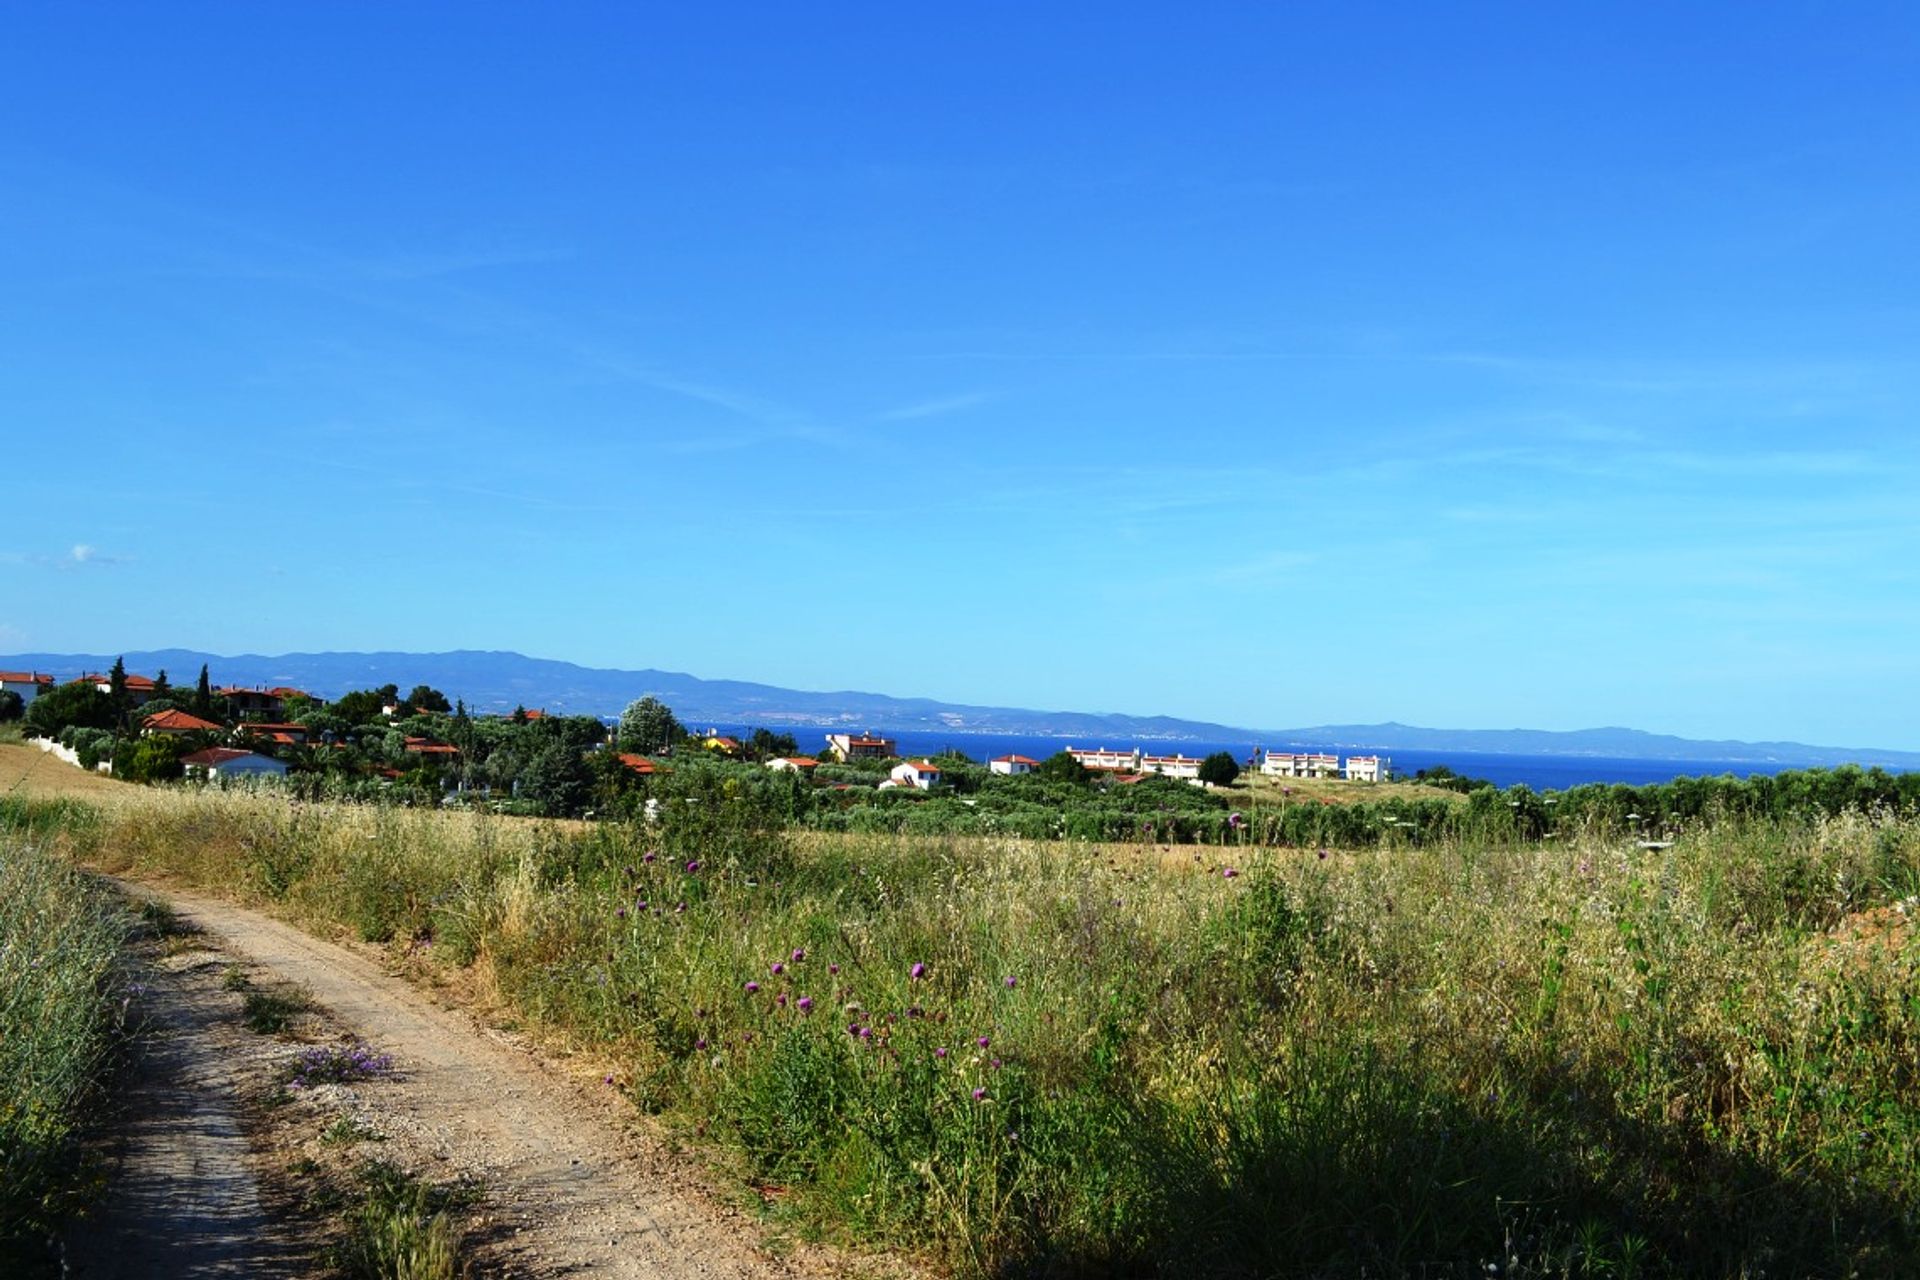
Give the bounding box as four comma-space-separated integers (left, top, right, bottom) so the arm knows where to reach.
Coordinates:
7, 646, 1918, 773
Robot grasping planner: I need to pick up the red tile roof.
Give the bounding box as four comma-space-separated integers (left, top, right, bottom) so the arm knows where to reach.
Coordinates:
769, 756, 818, 768
992, 754, 1041, 765
0, 671, 53, 685
617, 753, 671, 775
143, 709, 222, 733
182, 747, 258, 767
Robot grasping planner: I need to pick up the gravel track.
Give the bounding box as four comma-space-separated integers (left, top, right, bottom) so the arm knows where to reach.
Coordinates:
93, 880, 874, 1280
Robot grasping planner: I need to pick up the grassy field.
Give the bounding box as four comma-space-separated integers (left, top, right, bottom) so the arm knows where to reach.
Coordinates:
0, 826, 132, 1269
6, 776, 1916, 1276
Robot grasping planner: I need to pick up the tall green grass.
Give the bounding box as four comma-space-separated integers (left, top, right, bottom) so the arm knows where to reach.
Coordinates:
54, 788, 1920, 1276
0, 832, 130, 1267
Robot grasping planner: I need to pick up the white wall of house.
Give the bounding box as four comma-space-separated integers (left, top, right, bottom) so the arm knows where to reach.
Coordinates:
0, 676, 50, 704
1343, 756, 1383, 782
989, 758, 1034, 775
889, 762, 941, 790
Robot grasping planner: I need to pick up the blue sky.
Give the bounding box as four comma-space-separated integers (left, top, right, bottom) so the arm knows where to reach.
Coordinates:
4, 5, 1918, 748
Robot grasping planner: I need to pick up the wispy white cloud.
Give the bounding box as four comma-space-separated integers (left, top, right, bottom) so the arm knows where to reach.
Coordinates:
3, 544, 128, 570
874, 392, 992, 422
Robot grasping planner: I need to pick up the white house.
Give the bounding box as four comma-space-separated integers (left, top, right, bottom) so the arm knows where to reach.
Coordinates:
1260, 751, 1341, 780
889, 759, 944, 790
989, 754, 1040, 776
1141, 753, 1204, 780
181, 747, 288, 780
1342, 755, 1384, 783
80, 672, 158, 706
826, 732, 897, 762
0, 671, 54, 704
1067, 746, 1143, 772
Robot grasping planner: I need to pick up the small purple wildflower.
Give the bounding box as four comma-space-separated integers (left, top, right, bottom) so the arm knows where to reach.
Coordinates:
776, 993, 788, 1007
828, 963, 840, 975
285, 1041, 393, 1089
934, 1046, 948, 1059
604, 1074, 615, 1085
910, 962, 926, 980
859, 1025, 873, 1040
977, 1036, 991, 1049
972, 1087, 987, 1101
745, 981, 760, 994
696, 1037, 708, 1050
643, 852, 656, 864
686, 860, 701, 873
847, 1022, 861, 1038
675, 902, 687, 913
791, 948, 806, 962
636, 900, 648, 912
1003, 976, 1017, 988
1222, 866, 1239, 879
796, 996, 813, 1013
616, 907, 627, 919
770, 961, 785, 975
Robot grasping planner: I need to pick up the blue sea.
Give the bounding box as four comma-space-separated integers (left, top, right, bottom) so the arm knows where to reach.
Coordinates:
698, 724, 1891, 792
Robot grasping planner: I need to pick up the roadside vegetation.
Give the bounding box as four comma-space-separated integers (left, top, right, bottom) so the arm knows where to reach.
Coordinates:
0, 830, 132, 1271
10, 777, 1917, 1278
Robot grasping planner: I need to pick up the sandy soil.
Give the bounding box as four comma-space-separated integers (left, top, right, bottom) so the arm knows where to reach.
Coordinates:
87, 879, 912, 1279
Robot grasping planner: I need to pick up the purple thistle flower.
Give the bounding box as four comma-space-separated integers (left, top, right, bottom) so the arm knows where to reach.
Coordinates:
604, 1074, 615, 1085
797, 996, 813, 1013
636, 900, 648, 912
791, 948, 806, 962
934, 1046, 948, 1059
1223, 866, 1239, 878
990, 1058, 1002, 1070
859, 1025, 873, 1040
828, 963, 840, 975
696, 1037, 708, 1050
776, 993, 788, 1007
745, 981, 760, 993
686, 860, 701, 873
977, 1036, 991, 1049
847, 1022, 861, 1038
1004, 976, 1017, 988
972, 1087, 987, 1101
910, 962, 926, 980
643, 852, 656, 864
616, 907, 627, 919
1317, 848, 1329, 860
675, 901, 687, 913
770, 961, 785, 975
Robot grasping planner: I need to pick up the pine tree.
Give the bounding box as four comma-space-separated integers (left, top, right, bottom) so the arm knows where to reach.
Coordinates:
194, 664, 213, 717
108, 656, 129, 726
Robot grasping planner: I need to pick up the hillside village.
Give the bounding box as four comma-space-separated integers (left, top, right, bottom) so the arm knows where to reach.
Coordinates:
7, 659, 1400, 842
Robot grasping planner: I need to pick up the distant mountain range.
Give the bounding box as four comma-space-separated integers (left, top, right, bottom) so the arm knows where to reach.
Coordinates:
8, 648, 1918, 769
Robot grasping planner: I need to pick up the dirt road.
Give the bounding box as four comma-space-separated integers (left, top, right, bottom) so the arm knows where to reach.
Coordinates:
93, 880, 879, 1279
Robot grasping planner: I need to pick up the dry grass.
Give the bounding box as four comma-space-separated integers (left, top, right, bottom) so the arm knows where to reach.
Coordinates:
1229, 768, 1467, 807
0, 740, 130, 800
